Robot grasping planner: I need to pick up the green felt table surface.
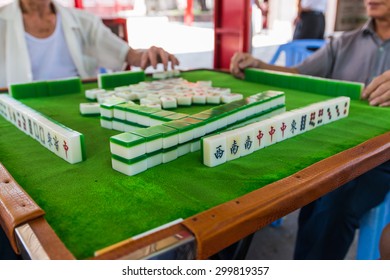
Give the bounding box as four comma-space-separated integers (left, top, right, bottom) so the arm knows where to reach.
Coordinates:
1, 70, 390, 259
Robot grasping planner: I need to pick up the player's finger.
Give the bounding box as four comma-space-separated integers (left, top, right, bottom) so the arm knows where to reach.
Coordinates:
369, 89, 390, 106
139, 51, 150, 70
238, 56, 256, 69
157, 48, 169, 71
379, 100, 390, 107
230, 53, 244, 71
230, 53, 246, 78
362, 70, 390, 99
169, 54, 180, 69
147, 47, 159, 69
368, 81, 390, 102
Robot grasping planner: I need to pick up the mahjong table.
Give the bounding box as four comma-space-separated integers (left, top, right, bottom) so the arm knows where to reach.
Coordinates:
0, 69, 389, 260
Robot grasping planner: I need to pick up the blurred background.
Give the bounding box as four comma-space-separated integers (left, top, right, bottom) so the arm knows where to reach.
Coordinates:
0, 0, 367, 71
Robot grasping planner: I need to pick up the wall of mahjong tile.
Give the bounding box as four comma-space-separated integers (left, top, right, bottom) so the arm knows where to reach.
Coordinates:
1, 69, 389, 259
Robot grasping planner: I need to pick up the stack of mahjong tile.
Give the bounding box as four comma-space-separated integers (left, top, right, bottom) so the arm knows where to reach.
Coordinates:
202, 96, 351, 167
100, 89, 285, 135
0, 94, 85, 164
100, 99, 190, 131
109, 91, 286, 176
80, 78, 244, 116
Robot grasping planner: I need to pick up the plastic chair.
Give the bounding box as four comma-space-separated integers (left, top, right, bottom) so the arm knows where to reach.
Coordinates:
356, 191, 390, 259
269, 39, 326, 67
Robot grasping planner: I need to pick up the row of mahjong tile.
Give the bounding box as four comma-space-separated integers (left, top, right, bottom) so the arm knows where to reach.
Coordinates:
245, 69, 363, 100
109, 105, 284, 161
109, 107, 286, 176
80, 87, 239, 116
101, 91, 286, 134
81, 91, 243, 116
202, 96, 351, 167
84, 77, 242, 110
111, 138, 201, 176
0, 95, 85, 164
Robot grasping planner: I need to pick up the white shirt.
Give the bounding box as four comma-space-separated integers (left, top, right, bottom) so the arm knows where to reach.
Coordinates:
25, 13, 79, 81
0, 1, 130, 87
301, 0, 327, 13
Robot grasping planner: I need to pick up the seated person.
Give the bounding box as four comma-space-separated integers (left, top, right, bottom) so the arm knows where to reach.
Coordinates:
0, 0, 179, 88
230, 0, 390, 259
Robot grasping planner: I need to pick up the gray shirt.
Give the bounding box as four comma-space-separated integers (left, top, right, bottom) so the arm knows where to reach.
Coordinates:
297, 19, 390, 85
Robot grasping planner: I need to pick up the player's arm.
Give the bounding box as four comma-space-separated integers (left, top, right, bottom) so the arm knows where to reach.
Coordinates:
126, 47, 179, 71
362, 69, 390, 107
230, 52, 298, 79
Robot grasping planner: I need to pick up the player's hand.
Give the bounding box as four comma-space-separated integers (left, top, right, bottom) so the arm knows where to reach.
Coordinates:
127, 46, 179, 70
230, 52, 262, 79
362, 70, 390, 107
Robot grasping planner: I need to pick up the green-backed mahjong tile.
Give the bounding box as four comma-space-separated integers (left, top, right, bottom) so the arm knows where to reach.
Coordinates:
100, 71, 146, 89
164, 112, 189, 121
114, 103, 139, 112
100, 115, 113, 122
277, 72, 296, 88
214, 102, 243, 114
48, 78, 82, 96
114, 118, 147, 127
100, 98, 127, 109
261, 91, 285, 100
250, 92, 271, 102
162, 145, 177, 154
147, 149, 162, 157
9, 83, 37, 99
135, 106, 162, 116
151, 124, 179, 137
34, 81, 51, 97
132, 127, 163, 141
308, 78, 326, 95
150, 110, 176, 121
335, 81, 362, 100
228, 97, 267, 110
110, 132, 145, 147
121, 119, 148, 128
191, 112, 214, 121
112, 153, 147, 164
292, 75, 311, 92
163, 120, 194, 132
181, 117, 204, 127
200, 108, 230, 120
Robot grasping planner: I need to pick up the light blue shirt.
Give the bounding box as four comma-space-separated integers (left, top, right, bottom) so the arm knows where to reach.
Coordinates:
25, 13, 79, 81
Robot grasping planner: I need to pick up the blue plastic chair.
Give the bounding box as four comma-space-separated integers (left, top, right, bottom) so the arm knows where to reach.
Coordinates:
357, 191, 390, 259
269, 39, 326, 67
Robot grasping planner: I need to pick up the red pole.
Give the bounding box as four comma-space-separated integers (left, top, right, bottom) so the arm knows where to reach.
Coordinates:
213, 0, 251, 69
184, 0, 194, 26
74, 0, 83, 9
